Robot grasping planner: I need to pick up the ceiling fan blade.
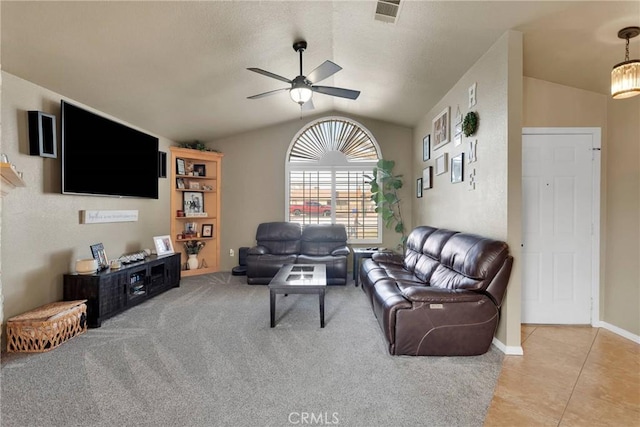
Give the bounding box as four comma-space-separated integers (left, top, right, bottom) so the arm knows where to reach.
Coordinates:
312, 85, 360, 100
247, 87, 289, 99
306, 60, 342, 84
301, 99, 315, 111
247, 68, 292, 84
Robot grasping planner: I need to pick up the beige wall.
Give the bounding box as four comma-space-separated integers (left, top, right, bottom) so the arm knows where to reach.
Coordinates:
210, 113, 413, 272
523, 77, 640, 336
411, 31, 523, 349
603, 96, 640, 335
0, 72, 175, 325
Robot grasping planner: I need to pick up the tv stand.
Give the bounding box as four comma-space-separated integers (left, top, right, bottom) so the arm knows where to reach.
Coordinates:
63, 253, 181, 327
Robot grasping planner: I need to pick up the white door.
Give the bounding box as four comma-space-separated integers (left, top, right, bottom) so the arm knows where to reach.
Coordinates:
521, 129, 599, 324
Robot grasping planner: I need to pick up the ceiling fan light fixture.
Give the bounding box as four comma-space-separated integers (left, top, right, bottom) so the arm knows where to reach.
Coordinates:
611, 26, 640, 99
290, 85, 313, 105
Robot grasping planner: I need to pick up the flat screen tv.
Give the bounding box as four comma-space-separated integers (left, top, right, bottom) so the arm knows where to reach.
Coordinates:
61, 100, 159, 199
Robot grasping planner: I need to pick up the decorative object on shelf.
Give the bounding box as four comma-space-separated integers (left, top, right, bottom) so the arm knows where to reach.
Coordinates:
611, 26, 640, 99
422, 134, 430, 161
189, 181, 201, 190
416, 178, 423, 198
463, 111, 478, 137
202, 184, 213, 191
176, 178, 185, 189
183, 191, 204, 214
202, 223, 214, 238
193, 164, 206, 176
177, 141, 221, 152
435, 153, 448, 176
184, 240, 206, 270
422, 166, 433, 190
89, 243, 109, 271
28, 111, 57, 158
366, 159, 406, 250
432, 106, 450, 150
187, 254, 199, 270
75, 258, 98, 275
153, 235, 175, 256
451, 153, 464, 183
176, 158, 186, 175
468, 82, 477, 107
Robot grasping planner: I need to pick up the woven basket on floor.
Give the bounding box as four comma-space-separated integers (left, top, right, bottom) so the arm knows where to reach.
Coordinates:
6, 300, 87, 352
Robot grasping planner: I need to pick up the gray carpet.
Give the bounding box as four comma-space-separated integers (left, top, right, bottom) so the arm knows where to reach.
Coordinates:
1, 273, 504, 427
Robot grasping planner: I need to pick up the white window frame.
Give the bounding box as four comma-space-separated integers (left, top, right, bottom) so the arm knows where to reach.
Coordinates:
285, 116, 382, 244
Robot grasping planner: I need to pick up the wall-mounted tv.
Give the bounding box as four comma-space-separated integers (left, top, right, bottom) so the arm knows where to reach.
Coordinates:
61, 100, 159, 199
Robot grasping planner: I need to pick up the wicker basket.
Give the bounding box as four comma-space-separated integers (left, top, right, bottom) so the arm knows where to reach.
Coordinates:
6, 300, 87, 353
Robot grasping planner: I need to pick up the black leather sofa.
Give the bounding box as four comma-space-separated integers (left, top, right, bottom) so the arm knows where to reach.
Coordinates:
360, 225, 513, 356
246, 222, 350, 285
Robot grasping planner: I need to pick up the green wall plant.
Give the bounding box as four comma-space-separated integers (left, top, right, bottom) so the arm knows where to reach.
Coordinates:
367, 159, 406, 251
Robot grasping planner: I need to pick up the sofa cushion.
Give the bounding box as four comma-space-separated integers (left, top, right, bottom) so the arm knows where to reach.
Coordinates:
255, 222, 302, 255
300, 224, 348, 256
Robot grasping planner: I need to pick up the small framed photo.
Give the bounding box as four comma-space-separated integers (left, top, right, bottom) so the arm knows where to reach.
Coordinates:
183, 191, 204, 214
176, 178, 185, 189
202, 223, 214, 238
153, 235, 174, 256
435, 153, 448, 176
416, 178, 423, 198
422, 135, 431, 161
423, 166, 433, 190
432, 106, 450, 150
189, 181, 201, 190
469, 82, 477, 108
451, 153, 464, 183
176, 158, 186, 175
90, 243, 109, 270
193, 164, 206, 177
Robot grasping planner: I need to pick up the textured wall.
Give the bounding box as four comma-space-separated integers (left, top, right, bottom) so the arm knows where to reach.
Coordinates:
411, 31, 523, 349
1, 72, 175, 324
210, 112, 413, 272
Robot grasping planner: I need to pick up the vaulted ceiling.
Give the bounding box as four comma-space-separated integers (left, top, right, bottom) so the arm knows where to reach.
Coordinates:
2, 1, 638, 142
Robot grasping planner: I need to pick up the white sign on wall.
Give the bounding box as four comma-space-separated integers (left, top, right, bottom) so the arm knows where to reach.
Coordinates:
80, 210, 139, 224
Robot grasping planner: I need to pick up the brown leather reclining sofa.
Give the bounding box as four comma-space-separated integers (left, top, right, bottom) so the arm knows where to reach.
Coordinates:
246, 222, 350, 285
360, 225, 513, 356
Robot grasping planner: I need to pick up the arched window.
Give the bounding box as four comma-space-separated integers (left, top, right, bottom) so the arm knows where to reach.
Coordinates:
286, 117, 382, 243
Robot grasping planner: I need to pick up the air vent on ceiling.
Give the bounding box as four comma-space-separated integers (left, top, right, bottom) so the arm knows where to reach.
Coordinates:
374, 0, 401, 24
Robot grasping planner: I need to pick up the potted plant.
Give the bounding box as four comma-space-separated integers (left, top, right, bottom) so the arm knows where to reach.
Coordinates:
184, 240, 206, 270
366, 159, 407, 251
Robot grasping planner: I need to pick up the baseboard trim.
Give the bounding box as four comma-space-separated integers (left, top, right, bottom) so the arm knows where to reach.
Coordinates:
492, 337, 523, 355
595, 321, 640, 344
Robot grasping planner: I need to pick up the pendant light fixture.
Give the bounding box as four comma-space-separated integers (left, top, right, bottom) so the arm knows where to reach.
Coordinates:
611, 26, 640, 99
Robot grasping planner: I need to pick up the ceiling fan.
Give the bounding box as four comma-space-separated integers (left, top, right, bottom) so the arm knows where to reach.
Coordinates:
247, 40, 360, 110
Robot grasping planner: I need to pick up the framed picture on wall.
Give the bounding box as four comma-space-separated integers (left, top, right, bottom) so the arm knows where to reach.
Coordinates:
423, 166, 433, 190
416, 178, 423, 198
422, 135, 431, 161
435, 153, 448, 176
451, 153, 464, 183
432, 107, 450, 150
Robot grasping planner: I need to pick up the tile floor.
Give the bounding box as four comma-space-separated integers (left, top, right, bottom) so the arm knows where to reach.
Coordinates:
484, 325, 640, 426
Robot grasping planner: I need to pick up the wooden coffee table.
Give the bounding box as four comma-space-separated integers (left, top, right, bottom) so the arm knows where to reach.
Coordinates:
269, 264, 327, 328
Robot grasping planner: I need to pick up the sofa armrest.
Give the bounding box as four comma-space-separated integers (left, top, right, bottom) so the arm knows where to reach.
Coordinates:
331, 246, 350, 256
401, 286, 485, 303
247, 245, 270, 255
371, 251, 403, 265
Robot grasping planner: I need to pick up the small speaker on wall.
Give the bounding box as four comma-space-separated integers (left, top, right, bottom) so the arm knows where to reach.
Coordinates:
28, 111, 57, 158
158, 151, 167, 178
